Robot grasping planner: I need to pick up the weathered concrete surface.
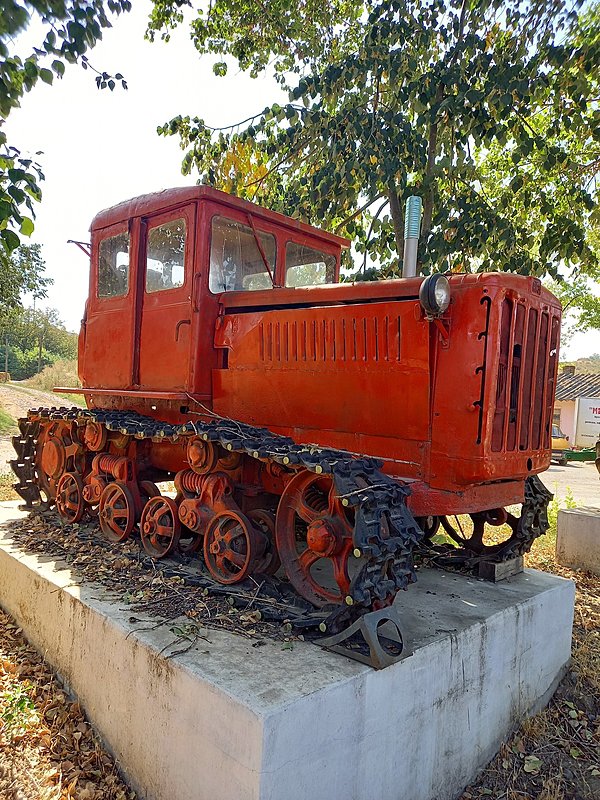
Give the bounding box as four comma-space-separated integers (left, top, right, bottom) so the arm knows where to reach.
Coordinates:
557, 506, 600, 576
0, 502, 574, 800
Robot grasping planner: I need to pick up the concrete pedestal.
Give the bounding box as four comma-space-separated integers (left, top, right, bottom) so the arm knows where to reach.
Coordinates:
0, 503, 574, 800
557, 506, 600, 575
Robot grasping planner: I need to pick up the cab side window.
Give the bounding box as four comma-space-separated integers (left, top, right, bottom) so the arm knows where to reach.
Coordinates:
209, 216, 276, 292
98, 231, 130, 298
146, 218, 186, 293
285, 242, 336, 287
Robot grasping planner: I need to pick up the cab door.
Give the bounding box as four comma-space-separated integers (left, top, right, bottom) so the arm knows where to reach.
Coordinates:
83, 222, 134, 389
137, 205, 196, 391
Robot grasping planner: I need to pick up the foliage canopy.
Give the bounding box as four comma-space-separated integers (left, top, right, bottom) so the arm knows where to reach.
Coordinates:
0, 0, 131, 252
154, 0, 600, 299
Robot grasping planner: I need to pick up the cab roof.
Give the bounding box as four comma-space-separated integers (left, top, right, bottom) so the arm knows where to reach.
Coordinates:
90, 185, 350, 249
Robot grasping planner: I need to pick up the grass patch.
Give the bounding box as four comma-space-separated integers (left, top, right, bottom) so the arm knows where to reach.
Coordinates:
23, 359, 79, 393
0, 404, 16, 434
22, 359, 85, 407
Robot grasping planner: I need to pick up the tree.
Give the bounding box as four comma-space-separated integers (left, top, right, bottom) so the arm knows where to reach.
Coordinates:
0, 0, 131, 252
0, 243, 51, 309
0, 242, 53, 372
0, 306, 77, 379
154, 0, 600, 286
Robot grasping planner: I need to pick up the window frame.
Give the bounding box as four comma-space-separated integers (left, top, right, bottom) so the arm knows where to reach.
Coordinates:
207, 212, 278, 295
94, 222, 131, 304
145, 215, 188, 295
283, 240, 338, 289
142, 205, 195, 301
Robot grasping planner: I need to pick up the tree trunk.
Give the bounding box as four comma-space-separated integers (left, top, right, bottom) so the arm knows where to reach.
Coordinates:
4, 333, 7, 376
387, 178, 404, 262
422, 120, 438, 238
38, 334, 42, 374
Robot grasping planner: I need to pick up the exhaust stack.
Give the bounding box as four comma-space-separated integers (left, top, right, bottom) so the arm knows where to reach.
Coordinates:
402, 195, 422, 278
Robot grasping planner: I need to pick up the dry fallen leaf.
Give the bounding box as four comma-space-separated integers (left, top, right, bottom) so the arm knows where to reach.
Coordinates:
523, 755, 542, 774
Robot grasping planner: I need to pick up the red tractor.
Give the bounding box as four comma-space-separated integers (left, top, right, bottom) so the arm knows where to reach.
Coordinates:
12, 186, 559, 659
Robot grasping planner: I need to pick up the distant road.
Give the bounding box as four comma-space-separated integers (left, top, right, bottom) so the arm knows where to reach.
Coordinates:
0, 382, 71, 421
541, 461, 599, 508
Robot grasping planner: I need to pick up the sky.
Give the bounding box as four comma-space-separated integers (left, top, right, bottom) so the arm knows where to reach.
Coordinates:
5, 1, 599, 360
5, 1, 285, 326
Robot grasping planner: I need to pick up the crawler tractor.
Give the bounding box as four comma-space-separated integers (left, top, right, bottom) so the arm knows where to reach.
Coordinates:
12, 187, 559, 659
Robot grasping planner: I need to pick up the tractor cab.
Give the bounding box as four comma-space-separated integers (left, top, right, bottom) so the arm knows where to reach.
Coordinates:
80, 186, 348, 400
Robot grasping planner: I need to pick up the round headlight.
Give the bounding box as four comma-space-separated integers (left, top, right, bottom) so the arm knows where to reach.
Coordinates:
419, 274, 451, 317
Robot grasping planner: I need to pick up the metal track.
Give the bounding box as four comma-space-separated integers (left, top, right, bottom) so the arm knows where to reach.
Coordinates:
11, 406, 424, 626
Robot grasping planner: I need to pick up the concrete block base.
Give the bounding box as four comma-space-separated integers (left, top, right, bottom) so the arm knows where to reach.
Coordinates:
0, 503, 574, 800
557, 506, 600, 575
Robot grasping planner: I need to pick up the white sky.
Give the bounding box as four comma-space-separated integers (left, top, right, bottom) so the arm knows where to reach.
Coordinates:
5, 1, 284, 327
4, 0, 599, 360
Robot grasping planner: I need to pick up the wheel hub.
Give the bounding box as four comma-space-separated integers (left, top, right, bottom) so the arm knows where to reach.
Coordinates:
143, 518, 156, 535
307, 519, 339, 556
41, 438, 65, 479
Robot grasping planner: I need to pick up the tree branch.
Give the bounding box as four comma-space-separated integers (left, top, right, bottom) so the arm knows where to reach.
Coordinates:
334, 193, 384, 233
387, 177, 404, 259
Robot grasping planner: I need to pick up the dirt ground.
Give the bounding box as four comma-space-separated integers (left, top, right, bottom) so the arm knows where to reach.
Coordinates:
0, 384, 81, 476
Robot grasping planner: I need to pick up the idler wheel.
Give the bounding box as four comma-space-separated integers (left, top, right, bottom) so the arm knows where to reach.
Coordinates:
83, 421, 107, 452
248, 509, 280, 575
275, 471, 354, 607
203, 510, 265, 584
99, 482, 136, 543
140, 496, 180, 558
55, 472, 85, 523
187, 438, 219, 475
439, 508, 519, 556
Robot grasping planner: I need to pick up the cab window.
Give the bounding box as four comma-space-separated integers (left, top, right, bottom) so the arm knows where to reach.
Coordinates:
98, 231, 129, 298
285, 242, 336, 287
146, 218, 186, 293
209, 216, 276, 292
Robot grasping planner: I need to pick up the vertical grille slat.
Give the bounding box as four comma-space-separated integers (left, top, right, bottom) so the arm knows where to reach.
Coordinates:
258, 312, 402, 365
519, 307, 538, 451
532, 312, 549, 450
491, 294, 559, 458
506, 304, 525, 452
544, 317, 560, 448
492, 298, 512, 452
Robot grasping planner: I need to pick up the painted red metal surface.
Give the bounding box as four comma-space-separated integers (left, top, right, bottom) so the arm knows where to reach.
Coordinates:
65, 186, 561, 517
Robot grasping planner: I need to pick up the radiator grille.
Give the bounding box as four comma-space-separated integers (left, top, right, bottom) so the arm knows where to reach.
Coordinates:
491, 298, 559, 453
259, 315, 403, 364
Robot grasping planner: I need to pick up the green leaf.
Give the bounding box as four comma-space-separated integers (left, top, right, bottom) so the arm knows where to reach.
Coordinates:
20, 217, 34, 236
39, 68, 53, 85
2, 229, 21, 252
